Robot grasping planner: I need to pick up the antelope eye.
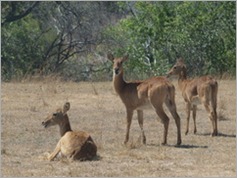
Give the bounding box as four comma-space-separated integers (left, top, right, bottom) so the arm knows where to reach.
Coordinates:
53, 113, 57, 116
173, 66, 177, 69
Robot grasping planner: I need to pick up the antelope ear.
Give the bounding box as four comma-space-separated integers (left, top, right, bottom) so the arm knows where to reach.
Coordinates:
63, 102, 70, 113
107, 53, 114, 61
177, 58, 184, 64
182, 64, 186, 69
122, 54, 129, 62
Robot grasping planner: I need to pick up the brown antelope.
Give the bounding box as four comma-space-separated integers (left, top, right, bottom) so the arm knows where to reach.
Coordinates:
108, 53, 181, 146
42, 102, 97, 161
167, 58, 218, 136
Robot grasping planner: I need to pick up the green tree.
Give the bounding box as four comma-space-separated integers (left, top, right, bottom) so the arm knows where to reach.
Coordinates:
1, 1, 124, 81
1, 14, 51, 80
104, 1, 236, 78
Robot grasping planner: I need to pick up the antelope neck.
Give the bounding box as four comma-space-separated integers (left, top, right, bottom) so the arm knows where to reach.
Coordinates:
178, 71, 187, 91
113, 70, 126, 94
59, 115, 72, 137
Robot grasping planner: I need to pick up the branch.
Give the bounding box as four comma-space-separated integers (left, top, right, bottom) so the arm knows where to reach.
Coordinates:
2, 1, 40, 26
126, 2, 138, 19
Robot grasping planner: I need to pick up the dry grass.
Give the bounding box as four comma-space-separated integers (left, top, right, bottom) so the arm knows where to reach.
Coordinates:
1, 79, 236, 177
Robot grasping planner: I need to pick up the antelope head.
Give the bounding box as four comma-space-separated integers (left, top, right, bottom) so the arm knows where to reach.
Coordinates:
107, 53, 129, 76
167, 58, 187, 78
42, 102, 70, 128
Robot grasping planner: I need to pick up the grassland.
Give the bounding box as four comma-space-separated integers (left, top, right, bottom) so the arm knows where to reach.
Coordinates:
1, 79, 236, 177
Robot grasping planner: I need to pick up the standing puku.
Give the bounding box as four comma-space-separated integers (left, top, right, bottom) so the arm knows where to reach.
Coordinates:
108, 53, 181, 145
167, 58, 218, 136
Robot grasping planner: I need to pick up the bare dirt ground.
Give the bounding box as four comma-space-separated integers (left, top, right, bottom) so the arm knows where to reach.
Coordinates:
1, 79, 236, 177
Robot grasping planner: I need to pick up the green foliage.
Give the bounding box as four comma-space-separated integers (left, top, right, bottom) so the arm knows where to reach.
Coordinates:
105, 1, 236, 78
1, 14, 50, 80
1, 1, 124, 81
1, 1, 235, 82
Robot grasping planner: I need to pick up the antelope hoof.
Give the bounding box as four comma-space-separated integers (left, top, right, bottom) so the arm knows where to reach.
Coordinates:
211, 132, 218, 137
48, 156, 54, 161
185, 131, 188, 135
143, 137, 146, 145
124, 140, 128, 145
161, 141, 167, 146
194, 130, 197, 134
177, 140, 182, 146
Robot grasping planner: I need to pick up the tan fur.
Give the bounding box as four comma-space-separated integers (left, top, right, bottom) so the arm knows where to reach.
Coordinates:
42, 102, 97, 161
167, 58, 218, 136
108, 53, 181, 145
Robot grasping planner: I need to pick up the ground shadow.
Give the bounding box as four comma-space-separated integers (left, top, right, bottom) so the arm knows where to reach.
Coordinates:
147, 143, 208, 149
196, 132, 236, 138
91, 155, 102, 161
217, 132, 236, 138
174, 144, 208, 149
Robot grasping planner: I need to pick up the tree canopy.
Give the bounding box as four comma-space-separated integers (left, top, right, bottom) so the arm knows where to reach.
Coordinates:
1, 1, 236, 81
105, 1, 236, 79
